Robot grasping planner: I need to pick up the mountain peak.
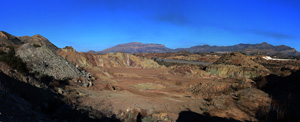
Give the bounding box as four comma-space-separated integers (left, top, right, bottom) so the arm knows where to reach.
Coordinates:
32, 34, 45, 39
87, 50, 96, 53
261, 42, 271, 45
128, 42, 142, 44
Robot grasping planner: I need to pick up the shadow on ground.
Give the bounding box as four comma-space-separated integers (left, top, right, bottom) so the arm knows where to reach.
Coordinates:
255, 70, 300, 122
176, 111, 242, 122
0, 71, 121, 122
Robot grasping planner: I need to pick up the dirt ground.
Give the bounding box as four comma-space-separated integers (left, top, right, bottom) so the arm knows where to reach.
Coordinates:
74, 67, 220, 120
57, 50, 274, 121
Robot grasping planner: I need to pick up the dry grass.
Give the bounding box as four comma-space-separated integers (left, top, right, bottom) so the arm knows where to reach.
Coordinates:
134, 83, 165, 90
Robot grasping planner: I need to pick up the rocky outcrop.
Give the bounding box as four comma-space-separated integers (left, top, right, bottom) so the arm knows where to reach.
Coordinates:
18, 34, 59, 51
16, 44, 80, 80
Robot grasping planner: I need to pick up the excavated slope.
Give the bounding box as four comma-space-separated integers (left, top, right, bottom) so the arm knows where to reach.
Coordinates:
16, 44, 80, 80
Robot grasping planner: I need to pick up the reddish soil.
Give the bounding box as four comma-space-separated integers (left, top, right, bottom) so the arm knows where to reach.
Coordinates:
72, 66, 270, 121
77, 67, 214, 119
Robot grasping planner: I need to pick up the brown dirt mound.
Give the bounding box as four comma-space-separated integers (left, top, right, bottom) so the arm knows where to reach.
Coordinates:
214, 52, 263, 68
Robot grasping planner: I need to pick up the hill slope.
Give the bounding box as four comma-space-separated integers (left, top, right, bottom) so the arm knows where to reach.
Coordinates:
0, 31, 58, 51
18, 34, 59, 51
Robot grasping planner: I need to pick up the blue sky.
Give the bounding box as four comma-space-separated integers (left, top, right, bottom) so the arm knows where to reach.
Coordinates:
1, 0, 300, 51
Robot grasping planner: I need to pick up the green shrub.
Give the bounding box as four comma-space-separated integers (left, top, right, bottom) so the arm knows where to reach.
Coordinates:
155, 60, 185, 67
40, 74, 54, 84
0, 47, 28, 73
33, 71, 40, 76
175, 81, 183, 86
0, 50, 6, 55
33, 44, 41, 48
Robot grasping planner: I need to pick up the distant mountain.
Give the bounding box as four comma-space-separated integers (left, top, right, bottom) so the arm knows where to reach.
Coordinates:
87, 50, 96, 53
98, 42, 173, 53
97, 42, 300, 57
176, 42, 300, 57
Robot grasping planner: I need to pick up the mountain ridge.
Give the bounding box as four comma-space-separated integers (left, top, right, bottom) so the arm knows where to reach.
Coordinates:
96, 42, 300, 57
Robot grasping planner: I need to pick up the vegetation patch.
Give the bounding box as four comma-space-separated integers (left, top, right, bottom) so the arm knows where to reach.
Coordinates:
33, 44, 41, 48
134, 83, 165, 90
154, 59, 185, 67
0, 47, 28, 73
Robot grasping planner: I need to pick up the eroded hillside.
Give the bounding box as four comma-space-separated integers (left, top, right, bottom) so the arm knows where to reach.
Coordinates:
1, 31, 300, 122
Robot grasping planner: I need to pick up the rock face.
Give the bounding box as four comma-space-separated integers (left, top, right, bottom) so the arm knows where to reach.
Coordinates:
206, 52, 270, 78
98, 42, 173, 53
0, 31, 23, 46
18, 34, 59, 51
16, 44, 80, 80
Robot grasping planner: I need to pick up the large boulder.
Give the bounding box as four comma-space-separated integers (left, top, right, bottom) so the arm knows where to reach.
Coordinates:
16, 44, 80, 80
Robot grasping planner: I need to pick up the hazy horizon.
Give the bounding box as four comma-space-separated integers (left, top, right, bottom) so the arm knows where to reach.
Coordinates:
1, 0, 299, 52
